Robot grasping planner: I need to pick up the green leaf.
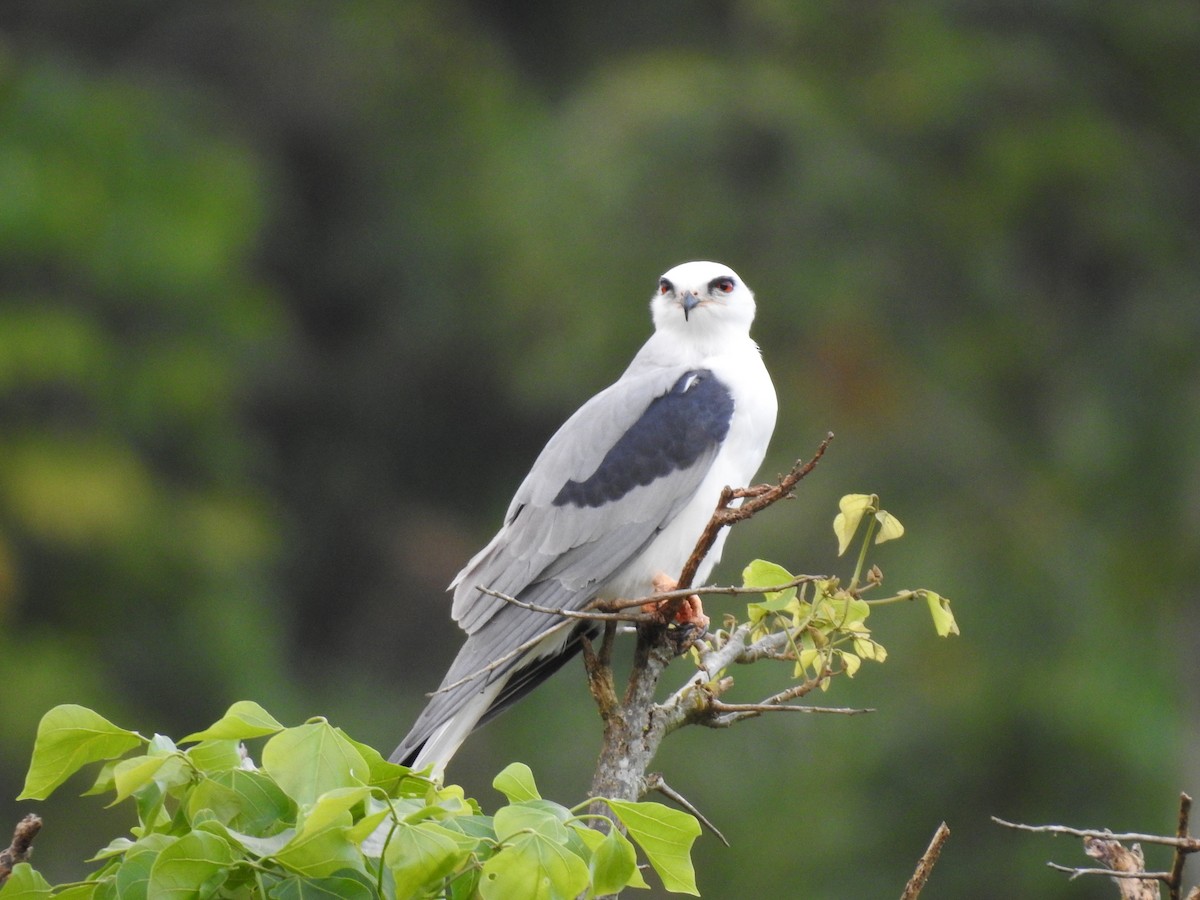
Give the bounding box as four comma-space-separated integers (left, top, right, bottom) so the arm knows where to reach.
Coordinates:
0, 863, 53, 898
833, 493, 875, 556
741, 558, 795, 593
873, 510, 905, 544
82, 760, 118, 797
145, 830, 236, 899
187, 769, 294, 836
88, 837, 136, 862
267, 871, 378, 900
385, 822, 470, 898
852, 636, 888, 662
838, 650, 861, 677
218, 825, 294, 860
262, 721, 370, 807
797, 647, 823, 677
924, 591, 960, 637
114, 840, 165, 900
480, 832, 590, 900
185, 740, 244, 773
18, 705, 144, 800
46, 886, 97, 900
273, 818, 364, 878
336, 731, 416, 794
110, 754, 170, 805
578, 825, 644, 895
180, 701, 285, 744
607, 800, 700, 895
493, 762, 541, 803
494, 802, 569, 844
298, 786, 374, 836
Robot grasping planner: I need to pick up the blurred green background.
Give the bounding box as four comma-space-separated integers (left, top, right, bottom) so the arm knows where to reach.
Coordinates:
1, 1, 1197, 896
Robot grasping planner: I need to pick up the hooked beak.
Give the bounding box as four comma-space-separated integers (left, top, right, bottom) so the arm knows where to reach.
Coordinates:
681, 292, 700, 321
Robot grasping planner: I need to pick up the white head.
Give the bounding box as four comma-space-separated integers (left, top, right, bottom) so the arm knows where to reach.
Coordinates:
650, 261, 756, 338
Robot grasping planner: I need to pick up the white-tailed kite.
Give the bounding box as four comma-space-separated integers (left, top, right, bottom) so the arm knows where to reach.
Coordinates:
392, 261, 778, 772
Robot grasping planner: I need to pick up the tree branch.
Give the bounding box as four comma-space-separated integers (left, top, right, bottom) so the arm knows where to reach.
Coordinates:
673, 432, 833, 600
994, 794, 1198, 900
991, 816, 1200, 851
588, 436, 834, 808
900, 822, 950, 900
0, 815, 42, 888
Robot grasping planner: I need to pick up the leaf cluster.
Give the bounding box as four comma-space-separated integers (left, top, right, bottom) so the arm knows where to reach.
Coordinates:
4, 703, 701, 899
733, 494, 957, 692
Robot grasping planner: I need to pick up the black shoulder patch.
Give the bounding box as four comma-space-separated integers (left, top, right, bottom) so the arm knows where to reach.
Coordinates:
552, 370, 734, 509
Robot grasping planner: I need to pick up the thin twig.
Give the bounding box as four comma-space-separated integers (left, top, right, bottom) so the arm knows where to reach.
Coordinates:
900, 822, 950, 900
1046, 863, 1170, 881
430, 619, 574, 695
991, 817, 1200, 851
709, 701, 872, 716
645, 773, 729, 847
477, 586, 651, 623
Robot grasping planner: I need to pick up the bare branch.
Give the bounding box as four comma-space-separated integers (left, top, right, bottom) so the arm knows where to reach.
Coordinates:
673, 434, 833, 599
1169, 794, 1194, 900
900, 822, 951, 900
645, 773, 729, 847
996, 800, 1199, 900
1045, 862, 1168, 882
709, 700, 872, 716
431, 619, 573, 695
1085, 836, 1164, 899
991, 817, 1200, 851
477, 586, 651, 623
0, 815, 42, 888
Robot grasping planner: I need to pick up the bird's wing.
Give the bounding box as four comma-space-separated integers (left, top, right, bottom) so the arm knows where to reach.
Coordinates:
451, 364, 736, 634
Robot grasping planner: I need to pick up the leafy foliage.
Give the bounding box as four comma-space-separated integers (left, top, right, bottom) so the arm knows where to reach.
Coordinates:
4, 704, 702, 899
738, 494, 956, 692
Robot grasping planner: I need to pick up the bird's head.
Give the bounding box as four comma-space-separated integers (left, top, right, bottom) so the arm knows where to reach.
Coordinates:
650, 261, 756, 337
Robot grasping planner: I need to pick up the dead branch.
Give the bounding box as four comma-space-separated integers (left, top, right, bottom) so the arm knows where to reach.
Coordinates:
994, 794, 1197, 900
991, 815, 1200, 851
1170, 794, 1194, 898
477, 586, 651, 623
672, 432, 833, 603
645, 773, 729, 847
0, 814, 42, 888
900, 822, 950, 900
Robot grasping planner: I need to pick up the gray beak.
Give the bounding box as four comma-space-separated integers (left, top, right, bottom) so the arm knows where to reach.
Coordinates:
681, 292, 700, 321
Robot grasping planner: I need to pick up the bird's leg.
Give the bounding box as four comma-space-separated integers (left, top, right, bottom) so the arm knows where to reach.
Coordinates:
643, 573, 710, 631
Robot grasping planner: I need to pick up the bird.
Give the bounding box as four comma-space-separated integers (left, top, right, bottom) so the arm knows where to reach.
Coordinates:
391, 261, 778, 773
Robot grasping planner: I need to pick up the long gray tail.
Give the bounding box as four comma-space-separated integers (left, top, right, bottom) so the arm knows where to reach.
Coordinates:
390, 621, 591, 770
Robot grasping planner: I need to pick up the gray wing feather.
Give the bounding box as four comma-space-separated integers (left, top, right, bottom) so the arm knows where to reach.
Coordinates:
451, 364, 716, 633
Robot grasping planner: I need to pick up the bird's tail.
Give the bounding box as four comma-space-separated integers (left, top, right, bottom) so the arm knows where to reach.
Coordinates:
390, 622, 590, 774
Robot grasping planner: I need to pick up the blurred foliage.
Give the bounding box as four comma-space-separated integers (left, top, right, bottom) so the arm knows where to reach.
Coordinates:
0, 0, 1198, 896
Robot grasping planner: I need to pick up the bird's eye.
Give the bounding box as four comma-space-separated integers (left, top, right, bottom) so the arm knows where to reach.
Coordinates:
713, 276, 735, 294
658, 279, 672, 295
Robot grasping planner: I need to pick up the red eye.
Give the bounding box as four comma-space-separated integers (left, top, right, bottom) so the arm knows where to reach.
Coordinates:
715, 277, 735, 293
659, 279, 672, 295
